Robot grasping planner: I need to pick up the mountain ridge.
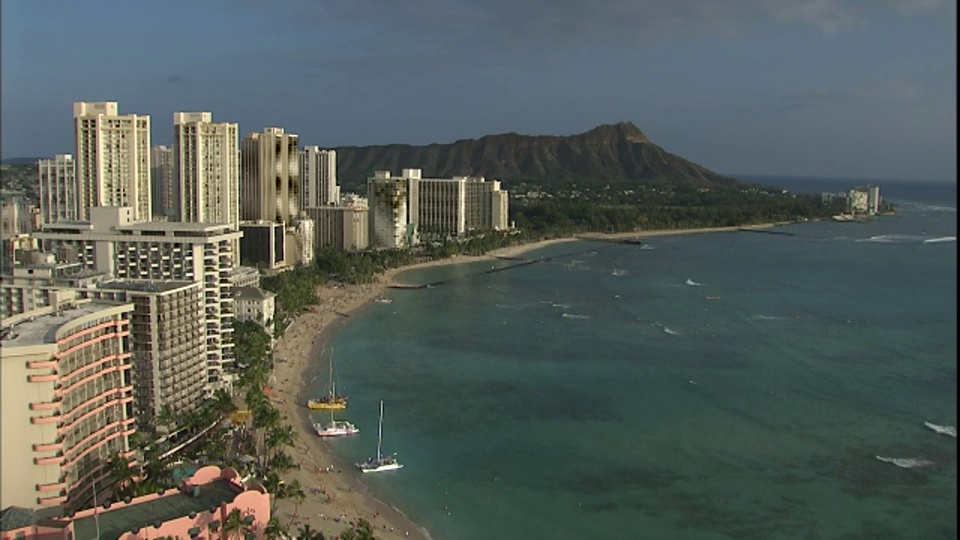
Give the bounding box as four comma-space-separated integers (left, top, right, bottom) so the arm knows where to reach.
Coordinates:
333, 121, 740, 189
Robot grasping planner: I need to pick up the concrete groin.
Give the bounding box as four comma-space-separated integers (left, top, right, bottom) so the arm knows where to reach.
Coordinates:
737, 228, 795, 236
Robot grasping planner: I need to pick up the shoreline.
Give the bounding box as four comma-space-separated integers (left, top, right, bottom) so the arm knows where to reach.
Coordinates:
268, 222, 791, 537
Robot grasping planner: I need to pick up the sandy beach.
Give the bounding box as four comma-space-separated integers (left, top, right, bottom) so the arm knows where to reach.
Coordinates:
266, 224, 787, 538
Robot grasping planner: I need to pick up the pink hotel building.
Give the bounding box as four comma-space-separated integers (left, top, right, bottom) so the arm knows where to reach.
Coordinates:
1, 300, 136, 514
1, 465, 271, 540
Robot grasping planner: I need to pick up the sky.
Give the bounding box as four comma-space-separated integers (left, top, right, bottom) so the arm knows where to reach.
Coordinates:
2, 0, 956, 182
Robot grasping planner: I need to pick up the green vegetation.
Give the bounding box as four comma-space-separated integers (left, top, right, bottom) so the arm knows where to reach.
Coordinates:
511, 181, 839, 233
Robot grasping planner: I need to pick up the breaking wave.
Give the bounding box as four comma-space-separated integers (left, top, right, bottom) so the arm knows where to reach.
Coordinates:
685, 279, 702, 287
562, 313, 590, 320
924, 421, 957, 437
923, 236, 956, 244
875, 456, 935, 469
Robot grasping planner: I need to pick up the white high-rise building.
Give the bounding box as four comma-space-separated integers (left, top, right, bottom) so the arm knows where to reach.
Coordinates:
173, 112, 240, 229
300, 147, 339, 209
151, 145, 174, 219
240, 127, 300, 223
37, 154, 78, 225
73, 101, 151, 221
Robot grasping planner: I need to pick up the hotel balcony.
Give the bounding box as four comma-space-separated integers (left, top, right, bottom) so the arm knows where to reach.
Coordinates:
28, 373, 59, 383
36, 481, 66, 492
30, 400, 62, 411
33, 441, 64, 452
27, 359, 58, 369
37, 493, 68, 506
34, 452, 65, 466
31, 414, 63, 425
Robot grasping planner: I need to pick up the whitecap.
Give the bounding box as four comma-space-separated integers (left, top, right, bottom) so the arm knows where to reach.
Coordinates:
662, 326, 680, 335
640, 245, 656, 250
749, 314, 785, 321
551, 303, 572, 309
612, 269, 627, 276
876, 456, 935, 469
924, 421, 957, 437
685, 279, 702, 287
562, 313, 590, 320
923, 236, 956, 244
856, 235, 928, 244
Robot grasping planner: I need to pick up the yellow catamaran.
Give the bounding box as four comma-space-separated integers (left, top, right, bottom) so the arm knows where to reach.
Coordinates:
307, 350, 348, 410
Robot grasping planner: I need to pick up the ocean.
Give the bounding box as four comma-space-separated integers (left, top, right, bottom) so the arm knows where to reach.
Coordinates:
316, 178, 957, 539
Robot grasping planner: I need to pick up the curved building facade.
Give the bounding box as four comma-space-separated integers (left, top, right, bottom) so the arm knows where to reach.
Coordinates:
1, 300, 135, 514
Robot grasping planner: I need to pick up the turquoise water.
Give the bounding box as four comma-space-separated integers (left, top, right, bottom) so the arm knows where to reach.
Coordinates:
321, 180, 957, 539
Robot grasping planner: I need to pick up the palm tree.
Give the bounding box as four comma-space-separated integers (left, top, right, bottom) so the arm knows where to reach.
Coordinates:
221, 508, 254, 540
296, 523, 325, 540
285, 479, 306, 528
108, 453, 137, 501
264, 517, 287, 540
340, 518, 377, 540
268, 449, 295, 475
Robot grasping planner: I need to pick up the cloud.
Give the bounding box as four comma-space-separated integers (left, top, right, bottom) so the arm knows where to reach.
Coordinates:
286, 0, 951, 52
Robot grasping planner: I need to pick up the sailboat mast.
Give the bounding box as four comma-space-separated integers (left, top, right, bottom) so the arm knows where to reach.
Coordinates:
376, 400, 384, 461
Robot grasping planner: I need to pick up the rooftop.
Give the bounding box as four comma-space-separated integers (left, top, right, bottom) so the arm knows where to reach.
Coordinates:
99, 279, 197, 294
0, 302, 122, 347
235, 286, 275, 301
0, 506, 37, 531
72, 480, 240, 540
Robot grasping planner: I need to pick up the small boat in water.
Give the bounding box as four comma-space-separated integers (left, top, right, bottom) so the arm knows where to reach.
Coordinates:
356, 400, 403, 473
374, 297, 392, 304
307, 349, 348, 410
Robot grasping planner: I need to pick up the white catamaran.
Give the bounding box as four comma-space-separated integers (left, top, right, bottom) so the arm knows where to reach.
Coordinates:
356, 400, 403, 473
313, 408, 360, 438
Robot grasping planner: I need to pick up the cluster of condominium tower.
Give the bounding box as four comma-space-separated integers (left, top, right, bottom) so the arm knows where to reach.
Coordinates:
0, 101, 509, 519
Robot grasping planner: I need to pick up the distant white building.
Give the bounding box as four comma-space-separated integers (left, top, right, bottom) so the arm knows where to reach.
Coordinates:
38, 154, 78, 225
300, 146, 339, 209
151, 145, 174, 219
848, 185, 881, 214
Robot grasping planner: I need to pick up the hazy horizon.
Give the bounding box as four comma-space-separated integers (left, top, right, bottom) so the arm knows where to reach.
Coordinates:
2, 0, 956, 182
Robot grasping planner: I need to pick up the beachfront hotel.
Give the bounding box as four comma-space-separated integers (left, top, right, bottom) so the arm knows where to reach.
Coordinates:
73, 102, 152, 222
367, 171, 413, 249
1, 300, 136, 514
0, 465, 271, 540
33, 207, 241, 394
303, 194, 370, 252
367, 168, 510, 245
87, 280, 208, 433
37, 154, 78, 225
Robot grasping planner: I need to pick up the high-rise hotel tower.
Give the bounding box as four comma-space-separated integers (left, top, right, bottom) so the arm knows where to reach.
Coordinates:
240, 127, 300, 223
173, 112, 240, 229
73, 102, 151, 221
